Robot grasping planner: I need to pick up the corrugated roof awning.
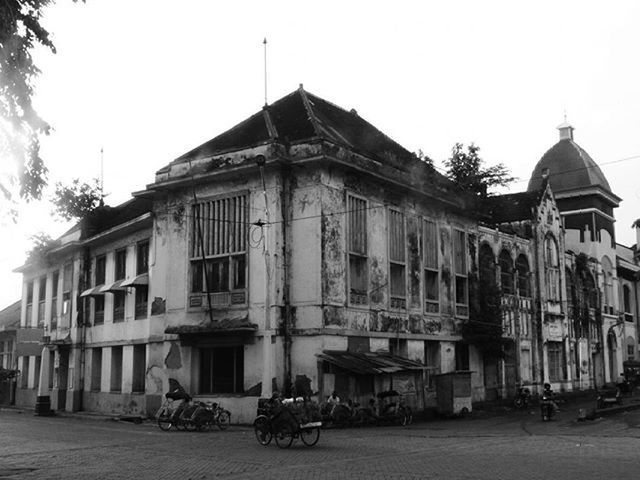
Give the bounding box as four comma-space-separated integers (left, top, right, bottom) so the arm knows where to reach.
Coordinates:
121, 273, 149, 287
165, 317, 258, 335
317, 350, 427, 375
100, 279, 128, 293
80, 286, 105, 297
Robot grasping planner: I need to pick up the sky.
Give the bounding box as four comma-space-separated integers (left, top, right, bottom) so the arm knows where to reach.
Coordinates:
1, 0, 640, 310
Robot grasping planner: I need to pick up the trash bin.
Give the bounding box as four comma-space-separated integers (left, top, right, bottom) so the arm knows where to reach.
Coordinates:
434, 371, 473, 416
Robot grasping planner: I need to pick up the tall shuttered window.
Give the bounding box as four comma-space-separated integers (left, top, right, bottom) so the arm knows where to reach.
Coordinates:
190, 193, 248, 307
347, 194, 368, 306
453, 229, 468, 316
389, 209, 406, 310
423, 219, 439, 313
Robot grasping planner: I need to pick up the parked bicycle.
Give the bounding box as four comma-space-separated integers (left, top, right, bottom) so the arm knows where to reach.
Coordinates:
157, 397, 230, 431
254, 397, 322, 448
155, 380, 231, 432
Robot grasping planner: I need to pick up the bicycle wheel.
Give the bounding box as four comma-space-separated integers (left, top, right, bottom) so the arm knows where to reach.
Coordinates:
300, 427, 320, 447
274, 426, 294, 449
157, 409, 173, 431
216, 410, 231, 430
254, 415, 272, 446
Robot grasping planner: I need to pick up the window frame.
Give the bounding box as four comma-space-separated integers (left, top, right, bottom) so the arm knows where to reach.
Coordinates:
544, 235, 560, 302
423, 218, 439, 314
388, 207, 407, 311
346, 193, 369, 307
189, 192, 248, 308
51, 270, 60, 330
452, 228, 469, 317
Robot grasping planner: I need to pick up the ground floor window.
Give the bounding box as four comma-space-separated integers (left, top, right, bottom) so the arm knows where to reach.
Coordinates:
132, 345, 146, 393
91, 348, 102, 391
547, 341, 565, 382
455, 343, 469, 371
21, 356, 30, 388
34, 356, 41, 391
199, 346, 244, 394
110, 346, 123, 392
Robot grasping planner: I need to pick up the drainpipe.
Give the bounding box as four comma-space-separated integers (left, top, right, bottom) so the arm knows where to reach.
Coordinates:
78, 247, 91, 412
257, 155, 273, 399
280, 163, 293, 396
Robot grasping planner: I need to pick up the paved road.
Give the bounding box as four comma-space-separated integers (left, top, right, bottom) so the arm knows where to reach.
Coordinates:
2, 406, 640, 479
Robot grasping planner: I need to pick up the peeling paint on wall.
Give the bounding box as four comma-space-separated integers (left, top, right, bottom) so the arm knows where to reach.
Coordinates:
408, 218, 421, 308
151, 297, 166, 315
323, 306, 346, 327
321, 211, 344, 304
165, 342, 182, 369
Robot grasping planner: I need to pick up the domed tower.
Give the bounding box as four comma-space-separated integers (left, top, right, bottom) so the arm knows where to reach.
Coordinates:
528, 122, 621, 253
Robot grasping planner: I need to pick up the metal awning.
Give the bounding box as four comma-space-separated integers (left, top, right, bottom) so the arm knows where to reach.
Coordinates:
165, 317, 258, 335
80, 286, 105, 297
317, 350, 427, 375
100, 279, 128, 293
121, 273, 149, 287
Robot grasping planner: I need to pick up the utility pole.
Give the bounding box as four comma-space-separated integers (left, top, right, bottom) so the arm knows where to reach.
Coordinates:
257, 155, 273, 398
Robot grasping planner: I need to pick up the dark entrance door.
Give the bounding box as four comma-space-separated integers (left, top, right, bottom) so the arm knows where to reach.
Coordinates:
57, 347, 69, 410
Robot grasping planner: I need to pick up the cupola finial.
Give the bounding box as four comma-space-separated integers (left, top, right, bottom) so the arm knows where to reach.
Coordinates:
557, 116, 574, 141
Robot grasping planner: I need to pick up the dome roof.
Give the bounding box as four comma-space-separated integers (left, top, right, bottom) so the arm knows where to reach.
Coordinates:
527, 138, 612, 195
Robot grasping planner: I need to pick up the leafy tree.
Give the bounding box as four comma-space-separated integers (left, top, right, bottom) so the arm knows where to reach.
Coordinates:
444, 143, 514, 197
25, 231, 58, 264
0, 0, 82, 204
51, 177, 103, 221
0, 367, 19, 382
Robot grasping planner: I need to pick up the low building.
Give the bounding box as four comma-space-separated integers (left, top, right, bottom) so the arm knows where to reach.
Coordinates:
0, 300, 20, 405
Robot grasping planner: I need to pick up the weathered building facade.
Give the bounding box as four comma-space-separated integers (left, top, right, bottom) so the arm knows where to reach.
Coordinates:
13, 88, 640, 420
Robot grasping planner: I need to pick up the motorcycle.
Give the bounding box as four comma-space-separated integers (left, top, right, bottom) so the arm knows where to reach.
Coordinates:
540, 394, 555, 421
513, 386, 531, 409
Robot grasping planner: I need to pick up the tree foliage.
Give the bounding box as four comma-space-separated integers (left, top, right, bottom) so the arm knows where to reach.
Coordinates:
0, 367, 19, 382
51, 177, 103, 221
444, 143, 515, 197
0, 0, 82, 203
25, 230, 57, 264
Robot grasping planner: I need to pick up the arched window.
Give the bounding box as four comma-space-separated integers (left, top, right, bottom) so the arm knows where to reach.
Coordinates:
565, 267, 574, 314
499, 250, 514, 294
516, 255, 531, 298
479, 244, 496, 286
545, 235, 560, 301
623, 285, 633, 322
601, 256, 614, 315
583, 271, 597, 309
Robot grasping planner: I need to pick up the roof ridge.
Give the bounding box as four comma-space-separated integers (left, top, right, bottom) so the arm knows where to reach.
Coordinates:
305, 91, 412, 157
298, 86, 322, 138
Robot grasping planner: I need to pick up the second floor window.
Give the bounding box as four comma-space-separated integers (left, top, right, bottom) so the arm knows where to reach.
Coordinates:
115, 249, 127, 280
94, 255, 106, 324
51, 271, 59, 330
423, 219, 439, 313
136, 240, 149, 275
25, 280, 34, 325
347, 195, 368, 306
545, 236, 560, 302
62, 263, 73, 321
37, 275, 46, 327
95, 255, 106, 286
190, 193, 247, 307
499, 250, 514, 295
388, 209, 406, 310
453, 229, 468, 316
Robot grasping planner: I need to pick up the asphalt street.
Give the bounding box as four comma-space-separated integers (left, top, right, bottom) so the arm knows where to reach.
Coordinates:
1, 405, 640, 480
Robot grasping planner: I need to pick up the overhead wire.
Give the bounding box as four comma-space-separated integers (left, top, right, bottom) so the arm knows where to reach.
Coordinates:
151, 151, 640, 229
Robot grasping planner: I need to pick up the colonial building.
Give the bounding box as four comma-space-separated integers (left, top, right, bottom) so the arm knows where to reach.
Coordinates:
13, 88, 640, 420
